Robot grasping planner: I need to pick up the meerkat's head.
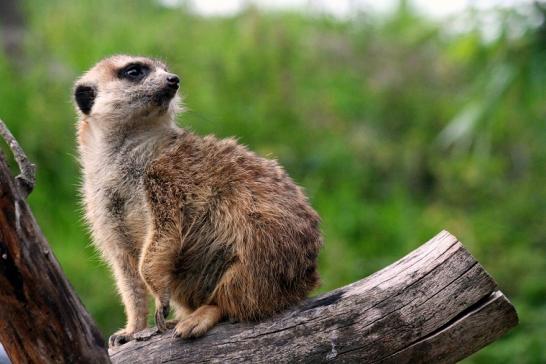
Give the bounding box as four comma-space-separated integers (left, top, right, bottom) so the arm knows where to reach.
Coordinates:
73, 55, 181, 129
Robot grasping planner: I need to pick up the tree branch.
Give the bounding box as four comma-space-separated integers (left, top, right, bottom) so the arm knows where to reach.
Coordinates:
0, 119, 36, 196
109, 231, 518, 363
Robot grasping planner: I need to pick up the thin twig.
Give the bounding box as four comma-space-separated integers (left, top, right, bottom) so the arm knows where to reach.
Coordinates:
0, 118, 36, 197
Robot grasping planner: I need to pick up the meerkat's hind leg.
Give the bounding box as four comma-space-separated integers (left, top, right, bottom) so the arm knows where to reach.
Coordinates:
174, 305, 222, 339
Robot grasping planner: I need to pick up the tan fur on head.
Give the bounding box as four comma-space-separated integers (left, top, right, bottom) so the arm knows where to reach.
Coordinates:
74, 55, 322, 348
75, 55, 181, 136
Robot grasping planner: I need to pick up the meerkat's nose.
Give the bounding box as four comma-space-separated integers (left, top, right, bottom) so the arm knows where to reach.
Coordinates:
167, 75, 180, 89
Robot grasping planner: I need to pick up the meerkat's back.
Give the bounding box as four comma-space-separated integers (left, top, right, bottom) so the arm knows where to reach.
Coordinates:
144, 131, 322, 322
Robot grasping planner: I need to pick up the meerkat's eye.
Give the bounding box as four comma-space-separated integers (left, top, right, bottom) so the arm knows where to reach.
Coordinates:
118, 63, 150, 82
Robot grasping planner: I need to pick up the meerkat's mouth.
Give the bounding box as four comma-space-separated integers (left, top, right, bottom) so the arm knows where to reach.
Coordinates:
154, 86, 178, 105
153, 73, 179, 106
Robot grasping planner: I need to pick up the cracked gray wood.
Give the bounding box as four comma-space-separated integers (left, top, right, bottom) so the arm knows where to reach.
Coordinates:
0, 128, 110, 363
109, 230, 518, 363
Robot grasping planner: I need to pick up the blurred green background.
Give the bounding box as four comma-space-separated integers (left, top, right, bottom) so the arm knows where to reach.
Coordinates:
0, 0, 544, 362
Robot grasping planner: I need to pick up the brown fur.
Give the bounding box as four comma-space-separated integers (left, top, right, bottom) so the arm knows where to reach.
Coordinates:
74, 55, 322, 346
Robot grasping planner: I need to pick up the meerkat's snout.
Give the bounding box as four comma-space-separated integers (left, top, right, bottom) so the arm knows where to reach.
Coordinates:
166, 74, 180, 89
158, 73, 180, 101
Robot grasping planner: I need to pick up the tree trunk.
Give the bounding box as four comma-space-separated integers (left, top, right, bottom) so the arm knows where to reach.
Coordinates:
109, 230, 518, 363
0, 120, 110, 364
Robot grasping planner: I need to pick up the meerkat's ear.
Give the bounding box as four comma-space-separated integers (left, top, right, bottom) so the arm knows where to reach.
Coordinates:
74, 84, 97, 115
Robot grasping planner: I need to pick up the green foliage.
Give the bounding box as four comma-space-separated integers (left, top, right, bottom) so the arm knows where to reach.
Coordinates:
0, 1, 544, 362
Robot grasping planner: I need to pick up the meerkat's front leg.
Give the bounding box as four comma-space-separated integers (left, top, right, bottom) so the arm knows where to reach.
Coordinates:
139, 227, 180, 333
108, 251, 149, 347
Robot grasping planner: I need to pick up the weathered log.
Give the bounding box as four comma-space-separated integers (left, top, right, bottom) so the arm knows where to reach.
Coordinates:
109, 230, 518, 363
0, 120, 110, 363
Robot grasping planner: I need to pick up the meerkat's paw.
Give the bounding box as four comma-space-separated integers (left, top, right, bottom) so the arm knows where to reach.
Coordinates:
108, 329, 135, 347
174, 305, 222, 339
163, 319, 179, 330
154, 301, 171, 333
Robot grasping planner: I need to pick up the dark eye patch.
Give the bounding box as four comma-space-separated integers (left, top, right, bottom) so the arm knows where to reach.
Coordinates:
74, 84, 96, 115
117, 62, 151, 82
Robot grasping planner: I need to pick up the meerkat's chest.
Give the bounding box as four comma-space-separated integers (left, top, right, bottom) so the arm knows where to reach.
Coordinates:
82, 149, 151, 248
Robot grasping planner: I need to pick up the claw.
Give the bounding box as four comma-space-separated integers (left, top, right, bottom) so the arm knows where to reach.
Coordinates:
174, 316, 205, 339
165, 319, 179, 330
108, 331, 134, 347
173, 305, 221, 339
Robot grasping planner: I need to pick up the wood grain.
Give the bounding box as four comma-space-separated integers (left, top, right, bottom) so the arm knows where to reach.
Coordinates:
109, 230, 518, 363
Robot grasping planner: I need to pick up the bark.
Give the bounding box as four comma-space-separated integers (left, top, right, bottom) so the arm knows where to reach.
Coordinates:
0, 120, 110, 364
109, 230, 518, 363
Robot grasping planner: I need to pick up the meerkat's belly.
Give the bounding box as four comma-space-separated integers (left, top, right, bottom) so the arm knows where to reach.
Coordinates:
84, 171, 150, 255
116, 188, 150, 249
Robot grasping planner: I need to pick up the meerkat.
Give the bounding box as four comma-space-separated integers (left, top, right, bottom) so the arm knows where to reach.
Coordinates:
74, 55, 322, 347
